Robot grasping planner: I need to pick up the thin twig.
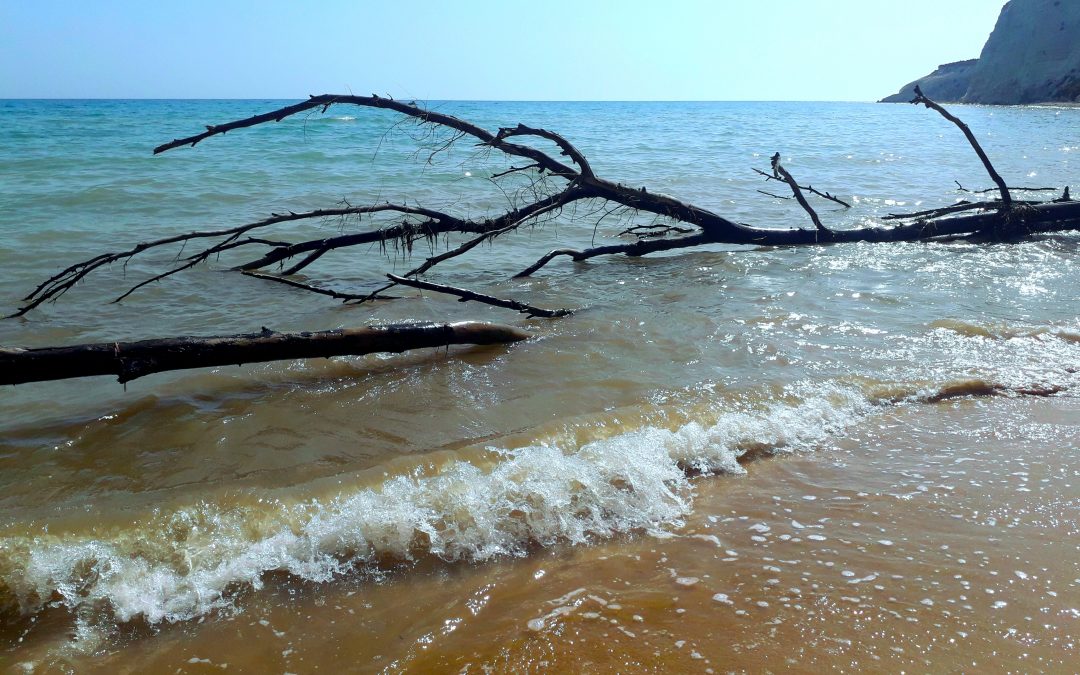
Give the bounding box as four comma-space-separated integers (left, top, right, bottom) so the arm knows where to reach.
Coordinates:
756, 189, 792, 201
955, 181, 1056, 193
243, 271, 397, 301
753, 168, 851, 207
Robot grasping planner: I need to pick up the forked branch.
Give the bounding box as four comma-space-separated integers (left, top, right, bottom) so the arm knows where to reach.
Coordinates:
496, 123, 595, 178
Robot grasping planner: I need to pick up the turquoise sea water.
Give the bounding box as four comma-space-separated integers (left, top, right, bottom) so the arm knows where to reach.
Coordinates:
0, 100, 1078, 668
1, 101, 1074, 343
2, 100, 1077, 415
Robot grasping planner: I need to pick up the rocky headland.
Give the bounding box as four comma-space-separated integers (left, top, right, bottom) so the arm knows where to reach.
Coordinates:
881, 0, 1079, 104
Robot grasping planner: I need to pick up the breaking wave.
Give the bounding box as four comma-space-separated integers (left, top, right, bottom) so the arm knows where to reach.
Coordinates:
929, 318, 1080, 343
0, 382, 873, 626
1, 358, 1074, 628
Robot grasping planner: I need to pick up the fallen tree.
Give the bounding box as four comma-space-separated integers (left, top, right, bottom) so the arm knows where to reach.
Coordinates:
3, 90, 1077, 384
10, 89, 1080, 324
0, 322, 529, 385
9, 89, 1077, 321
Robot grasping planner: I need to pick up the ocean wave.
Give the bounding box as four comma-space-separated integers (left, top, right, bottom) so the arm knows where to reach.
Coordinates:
1, 364, 1074, 628
0, 382, 872, 626
929, 318, 1080, 343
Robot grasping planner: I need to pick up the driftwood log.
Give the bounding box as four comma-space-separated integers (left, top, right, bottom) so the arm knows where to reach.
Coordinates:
0, 322, 529, 385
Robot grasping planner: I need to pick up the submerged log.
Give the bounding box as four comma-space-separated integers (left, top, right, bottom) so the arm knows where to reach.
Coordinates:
0, 321, 530, 385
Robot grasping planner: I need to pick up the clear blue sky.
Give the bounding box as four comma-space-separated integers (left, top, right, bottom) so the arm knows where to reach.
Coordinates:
1, 0, 1007, 100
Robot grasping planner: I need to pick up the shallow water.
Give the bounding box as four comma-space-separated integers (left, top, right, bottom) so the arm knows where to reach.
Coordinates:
0, 100, 1078, 671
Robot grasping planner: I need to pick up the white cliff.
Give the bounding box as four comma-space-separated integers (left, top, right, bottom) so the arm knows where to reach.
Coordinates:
881, 0, 1080, 104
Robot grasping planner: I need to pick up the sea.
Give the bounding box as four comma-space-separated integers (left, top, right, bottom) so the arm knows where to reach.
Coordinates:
0, 99, 1078, 672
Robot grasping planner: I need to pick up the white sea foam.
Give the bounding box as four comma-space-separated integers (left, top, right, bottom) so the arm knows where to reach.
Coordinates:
1, 383, 873, 624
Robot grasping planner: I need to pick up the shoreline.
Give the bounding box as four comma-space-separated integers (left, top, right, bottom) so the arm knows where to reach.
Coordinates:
6, 394, 1075, 671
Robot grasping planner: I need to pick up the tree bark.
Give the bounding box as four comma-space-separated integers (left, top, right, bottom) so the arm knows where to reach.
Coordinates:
0, 322, 530, 385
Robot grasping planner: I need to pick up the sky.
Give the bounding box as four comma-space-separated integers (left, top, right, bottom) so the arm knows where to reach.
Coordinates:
0, 0, 1008, 101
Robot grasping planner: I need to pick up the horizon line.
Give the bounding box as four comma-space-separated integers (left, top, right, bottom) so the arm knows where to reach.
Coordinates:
1, 97, 885, 104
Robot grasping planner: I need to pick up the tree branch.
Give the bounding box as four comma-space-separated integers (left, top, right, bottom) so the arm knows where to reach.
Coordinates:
11, 204, 448, 317
154, 94, 581, 178
496, 124, 595, 178
752, 168, 851, 207
881, 200, 1039, 221
912, 86, 1012, 207
617, 224, 695, 239
387, 274, 573, 318
401, 185, 591, 277
514, 232, 713, 277
770, 153, 828, 232
954, 181, 1056, 194
241, 271, 397, 302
